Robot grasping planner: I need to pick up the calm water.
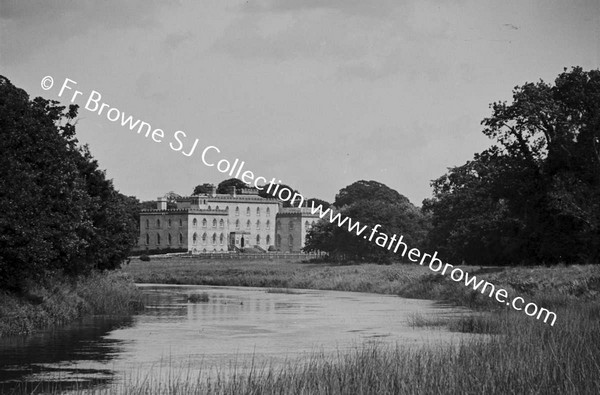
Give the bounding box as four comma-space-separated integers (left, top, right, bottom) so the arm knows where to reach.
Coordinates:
0, 285, 468, 392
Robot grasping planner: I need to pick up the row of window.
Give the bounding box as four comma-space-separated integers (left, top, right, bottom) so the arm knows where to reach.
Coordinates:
145, 232, 184, 245
278, 220, 317, 230
146, 217, 317, 230
146, 218, 184, 229
192, 232, 227, 245
145, 232, 277, 246
233, 206, 271, 217
192, 218, 227, 228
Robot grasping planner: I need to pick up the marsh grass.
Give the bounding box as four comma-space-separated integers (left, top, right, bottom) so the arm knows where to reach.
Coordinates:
6, 261, 600, 393
124, 259, 429, 294
0, 271, 143, 337
407, 312, 503, 334
12, 301, 599, 394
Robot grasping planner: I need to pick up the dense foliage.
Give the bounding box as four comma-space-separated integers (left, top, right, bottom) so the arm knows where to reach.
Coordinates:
192, 183, 215, 195
0, 76, 138, 291
424, 67, 600, 265
304, 180, 430, 262
216, 178, 248, 194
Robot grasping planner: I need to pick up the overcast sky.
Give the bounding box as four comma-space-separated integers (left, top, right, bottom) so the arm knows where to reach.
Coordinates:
1, 0, 599, 205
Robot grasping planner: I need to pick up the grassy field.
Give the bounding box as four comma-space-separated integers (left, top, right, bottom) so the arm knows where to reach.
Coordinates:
0, 271, 143, 337
123, 257, 600, 311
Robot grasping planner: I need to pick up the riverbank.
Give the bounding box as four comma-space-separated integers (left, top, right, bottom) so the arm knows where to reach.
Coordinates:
0, 271, 143, 338
48, 260, 600, 393
7, 259, 600, 393
123, 257, 600, 311
93, 302, 600, 394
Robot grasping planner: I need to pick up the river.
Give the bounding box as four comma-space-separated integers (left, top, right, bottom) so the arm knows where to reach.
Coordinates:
0, 284, 470, 393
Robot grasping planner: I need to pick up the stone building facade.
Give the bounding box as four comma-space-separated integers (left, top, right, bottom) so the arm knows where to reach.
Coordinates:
138, 186, 318, 253
275, 207, 320, 252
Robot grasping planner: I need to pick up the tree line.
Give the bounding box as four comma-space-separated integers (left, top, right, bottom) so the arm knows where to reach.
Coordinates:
1, 67, 598, 293
302, 67, 600, 265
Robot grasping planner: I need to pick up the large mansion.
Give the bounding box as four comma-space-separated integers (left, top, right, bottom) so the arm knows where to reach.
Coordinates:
138, 186, 319, 253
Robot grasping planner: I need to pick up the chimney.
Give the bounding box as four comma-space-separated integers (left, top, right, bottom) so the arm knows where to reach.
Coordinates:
210, 185, 217, 197
157, 197, 167, 210
228, 186, 237, 197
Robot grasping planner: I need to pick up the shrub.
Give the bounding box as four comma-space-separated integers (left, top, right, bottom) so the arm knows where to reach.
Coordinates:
140, 254, 151, 262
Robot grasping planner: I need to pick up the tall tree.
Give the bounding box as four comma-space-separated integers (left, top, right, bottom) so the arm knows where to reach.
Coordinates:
334, 180, 410, 208
423, 150, 524, 265
304, 181, 430, 262
0, 76, 138, 290
426, 67, 600, 265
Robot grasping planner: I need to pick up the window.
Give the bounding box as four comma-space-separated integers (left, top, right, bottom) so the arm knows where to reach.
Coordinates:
246, 220, 251, 229
246, 207, 251, 216
202, 233, 207, 244
145, 234, 150, 245
193, 218, 197, 227
145, 219, 149, 229
256, 235, 260, 245
276, 234, 281, 247
266, 220, 270, 230
179, 233, 183, 244
212, 219, 217, 228
289, 221, 294, 230
256, 220, 260, 229
305, 221, 310, 228
266, 208, 270, 217
208, 205, 211, 210
236, 219, 240, 229
168, 219, 172, 228
235, 207, 240, 216
266, 234, 271, 245
312, 220, 316, 226
288, 234, 293, 247
167, 233, 172, 245
256, 207, 260, 216
202, 218, 207, 228
156, 219, 161, 228
212, 234, 217, 245
216, 206, 220, 210
193, 232, 198, 244
157, 233, 161, 245
179, 219, 183, 227
219, 219, 224, 228
220, 233, 224, 245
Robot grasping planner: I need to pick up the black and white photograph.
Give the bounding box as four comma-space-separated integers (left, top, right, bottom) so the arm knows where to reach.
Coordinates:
1, 1, 599, 393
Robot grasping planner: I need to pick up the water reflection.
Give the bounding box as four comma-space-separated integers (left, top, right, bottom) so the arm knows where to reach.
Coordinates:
0, 285, 468, 393
0, 315, 134, 393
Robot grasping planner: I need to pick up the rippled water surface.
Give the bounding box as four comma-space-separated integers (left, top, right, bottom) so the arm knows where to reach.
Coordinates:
0, 285, 467, 392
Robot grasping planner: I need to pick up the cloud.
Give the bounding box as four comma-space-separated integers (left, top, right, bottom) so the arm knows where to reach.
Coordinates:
240, 0, 406, 19
211, 0, 454, 80
0, 0, 165, 65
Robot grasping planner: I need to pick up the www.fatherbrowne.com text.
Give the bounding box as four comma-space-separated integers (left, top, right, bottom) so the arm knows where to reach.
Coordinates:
304, 200, 557, 326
